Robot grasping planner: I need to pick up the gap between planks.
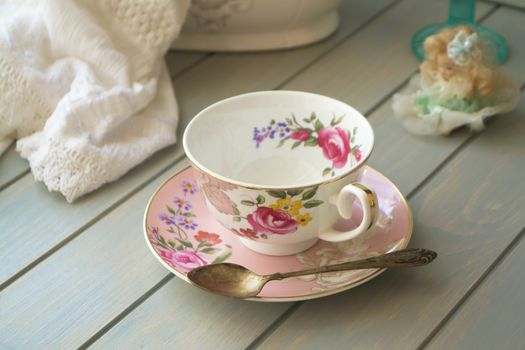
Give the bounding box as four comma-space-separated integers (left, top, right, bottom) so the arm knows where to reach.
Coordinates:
79, 274, 175, 350
418, 225, 525, 350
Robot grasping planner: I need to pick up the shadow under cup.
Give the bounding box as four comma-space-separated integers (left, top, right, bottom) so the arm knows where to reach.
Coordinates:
183, 91, 375, 255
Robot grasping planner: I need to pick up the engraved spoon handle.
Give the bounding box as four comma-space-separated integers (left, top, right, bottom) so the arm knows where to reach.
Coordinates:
268, 248, 437, 281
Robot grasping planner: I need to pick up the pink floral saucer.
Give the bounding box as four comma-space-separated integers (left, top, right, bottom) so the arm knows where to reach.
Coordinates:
144, 165, 412, 302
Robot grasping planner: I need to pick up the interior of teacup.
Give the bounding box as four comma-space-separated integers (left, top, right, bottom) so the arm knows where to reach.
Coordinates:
183, 91, 374, 188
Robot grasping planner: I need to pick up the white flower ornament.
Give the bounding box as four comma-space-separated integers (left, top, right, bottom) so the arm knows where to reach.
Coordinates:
447, 30, 481, 66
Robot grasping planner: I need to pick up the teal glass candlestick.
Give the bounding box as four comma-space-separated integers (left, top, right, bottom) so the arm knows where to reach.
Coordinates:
411, 0, 508, 64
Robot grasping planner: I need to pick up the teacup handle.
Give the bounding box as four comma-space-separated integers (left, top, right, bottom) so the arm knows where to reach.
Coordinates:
318, 183, 378, 242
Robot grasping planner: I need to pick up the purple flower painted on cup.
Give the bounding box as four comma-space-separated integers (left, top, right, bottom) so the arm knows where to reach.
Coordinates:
177, 216, 198, 230
247, 207, 298, 235
173, 196, 192, 211
159, 212, 176, 225
317, 127, 351, 169
159, 249, 207, 272
182, 180, 198, 195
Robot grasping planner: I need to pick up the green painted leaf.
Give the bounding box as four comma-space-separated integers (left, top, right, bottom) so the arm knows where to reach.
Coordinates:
201, 247, 220, 254
197, 240, 208, 249
241, 200, 255, 206
314, 119, 324, 132
168, 240, 176, 248
291, 113, 299, 125
303, 118, 310, 123
232, 216, 241, 222
277, 136, 290, 148
166, 206, 176, 215
304, 199, 324, 208
331, 171, 335, 176
287, 189, 303, 197
331, 114, 345, 126
304, 137, 318, 147
183, 212, 196, 217
322, 167, 332, 176
268, 191, 287, 199
212, 250, 232, 264
292, 141, 301, 149
176, 239, 193, 248
302, 187, 317, 200
232, 206, 240, 215
261, 234, 268, 239
353, 126, 358, 135
285, 117, 293, 125
309, 112, 317, 121
270, 119, 276, 125
176, 245, 183, 251
256, 195, 265, 204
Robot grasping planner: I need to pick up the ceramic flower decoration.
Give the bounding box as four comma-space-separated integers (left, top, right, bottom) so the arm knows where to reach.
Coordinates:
393, 25, 519, 136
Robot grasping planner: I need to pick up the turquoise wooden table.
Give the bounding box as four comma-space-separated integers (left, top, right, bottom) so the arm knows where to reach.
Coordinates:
1, 0, 524, 348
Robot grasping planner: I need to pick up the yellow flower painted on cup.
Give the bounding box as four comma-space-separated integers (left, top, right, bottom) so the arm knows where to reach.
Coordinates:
296, 213, 313, 226
270, 197, 303, 216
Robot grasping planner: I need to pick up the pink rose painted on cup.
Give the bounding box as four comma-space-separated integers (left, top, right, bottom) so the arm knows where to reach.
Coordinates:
290, 129, 310, 142
317, 127, 351, 168
247, 207, 298, 235
159, 249, 207, 272
252, 113, 363, 176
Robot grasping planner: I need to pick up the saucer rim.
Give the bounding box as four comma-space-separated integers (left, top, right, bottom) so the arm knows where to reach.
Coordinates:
143, 165, 413, 302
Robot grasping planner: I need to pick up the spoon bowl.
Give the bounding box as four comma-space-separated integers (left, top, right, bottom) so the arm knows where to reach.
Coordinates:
188, 263, 269, 299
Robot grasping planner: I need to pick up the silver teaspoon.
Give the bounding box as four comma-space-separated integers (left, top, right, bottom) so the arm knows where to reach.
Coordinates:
187, 248, 437, 299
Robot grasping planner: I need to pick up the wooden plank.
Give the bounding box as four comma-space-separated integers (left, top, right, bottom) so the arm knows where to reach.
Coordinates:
255, 8, 525, 348
90, 278, 292, 350
426, 231, 525, 350
165, 51, 209, 79
0, 0, 396, 288
0, 145, 27, 190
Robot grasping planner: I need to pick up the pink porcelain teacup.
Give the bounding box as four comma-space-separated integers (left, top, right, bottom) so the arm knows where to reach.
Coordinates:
183, 91, 377, 255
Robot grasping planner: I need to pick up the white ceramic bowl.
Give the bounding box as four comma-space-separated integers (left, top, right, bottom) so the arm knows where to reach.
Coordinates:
172, 0, 342, 51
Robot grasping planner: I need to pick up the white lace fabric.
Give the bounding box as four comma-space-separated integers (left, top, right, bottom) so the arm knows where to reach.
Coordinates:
0, 0, 190, 202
